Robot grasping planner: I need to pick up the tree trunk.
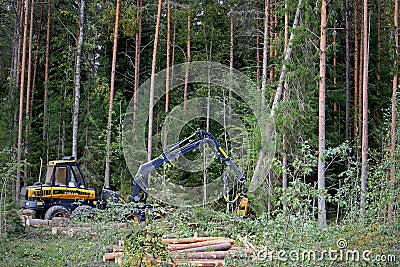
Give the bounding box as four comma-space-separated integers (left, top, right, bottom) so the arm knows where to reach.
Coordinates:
105, 0, 120, 187
377, 1, 382, 81
24, 0, 35, 184
345, 0, 351, 140
16, 0, 30, 200
31, 3, 44, 125
270, 0, 302, 117
133, 0, 142, 120
252, 0, 302, 188
72, 0, 85, 159
261, 0, 269, 107
256, 0, 260, 88
318, 0, 327, 227
388, 0, 398, 223
353, 0, 359, 138
360, 0, 369, 218
147, 0, 162, 161
183, 9, 191, 112
43, 0, 51, 144
358, 10, 363, 138
165, 0, 171, 113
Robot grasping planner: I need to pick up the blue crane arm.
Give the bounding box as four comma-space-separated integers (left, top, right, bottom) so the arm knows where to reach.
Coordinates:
130, 130, 245, 202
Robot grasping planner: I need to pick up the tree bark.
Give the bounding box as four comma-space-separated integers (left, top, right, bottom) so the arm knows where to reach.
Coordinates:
183, 9, 191, 111
165, 0, 171, 113
133, 0, 142, 120
261, 0, 269, 107
360, 0, 369, 218
388, 0, 398, 223
318, 0, 327, 227
256, 0, 260, 88
105, 0, 120, 187
72, 0, 85, 159
345, 0, 351, 140
16, 0, 29, 200
31, 3, 44, 124
353, 0, 359, 138
43, 0, 51, 143
147, 0, 162, 161
24, 0, 35, 184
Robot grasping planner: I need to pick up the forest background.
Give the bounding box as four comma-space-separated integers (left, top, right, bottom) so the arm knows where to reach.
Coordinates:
0, 0, 399, 265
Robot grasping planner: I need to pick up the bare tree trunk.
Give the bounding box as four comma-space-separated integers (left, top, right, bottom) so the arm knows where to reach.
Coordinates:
282, 0, 289, 192
15, 0, 24, 87
11, 0, 21, 84
353, 0, 359, 138
31, 3, 43, 120
256, 0, 260, 88
43, 0, 51, 144
24, 0, 35, 184
377, 1, 382, 81
261, 0, 269, 107
147, 0, 162, 161
165, 0, 171, 113
360, 0, 369, 218
16, 0, 29, 200
345, 0, 351, 140
72, 0, 85, 159
270, 0, 302, 117
252, 0, 302, 185
183, 9, 191, 112
318, 0, 327, 227
133, 0, 142, 119
358, 11, 363, 138
388, 0, 398, 223
105, 0, 120, 188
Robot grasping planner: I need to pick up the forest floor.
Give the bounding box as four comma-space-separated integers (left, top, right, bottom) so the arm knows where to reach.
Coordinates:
0, 207, 399, 267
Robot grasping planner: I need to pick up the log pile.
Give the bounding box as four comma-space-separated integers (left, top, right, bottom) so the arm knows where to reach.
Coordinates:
103, 236, 253, 266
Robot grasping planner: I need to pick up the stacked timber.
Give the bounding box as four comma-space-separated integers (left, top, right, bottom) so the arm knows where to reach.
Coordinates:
103, 236, 253, 266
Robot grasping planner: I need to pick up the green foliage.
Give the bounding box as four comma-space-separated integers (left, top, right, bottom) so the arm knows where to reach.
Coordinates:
124, 220, 169, 266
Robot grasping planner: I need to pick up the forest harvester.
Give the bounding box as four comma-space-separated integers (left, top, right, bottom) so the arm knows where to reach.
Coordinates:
19, 130, 249, 222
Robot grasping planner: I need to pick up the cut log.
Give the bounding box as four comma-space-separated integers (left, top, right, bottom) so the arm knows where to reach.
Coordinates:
172, 251, 229, 259
171, 259, 225, 267
171, 249, 252, 259
51, 226, 92, 236
168, 239, 234, 251
26, 218, 50, 227
103, 252, 124, 261
163, 236, 227, 244
174, 243, 232, 253
50, 217, 69, 226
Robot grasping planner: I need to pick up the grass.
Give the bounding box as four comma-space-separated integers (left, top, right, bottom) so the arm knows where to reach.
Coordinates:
0, 207, 399, 267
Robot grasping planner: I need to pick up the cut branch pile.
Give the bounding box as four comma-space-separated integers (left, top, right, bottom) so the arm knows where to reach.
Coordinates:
103, 236, 253, 266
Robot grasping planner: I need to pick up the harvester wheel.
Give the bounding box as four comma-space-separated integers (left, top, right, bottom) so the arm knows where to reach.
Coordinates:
44, 205, 70, 220
73, 205, 95, 222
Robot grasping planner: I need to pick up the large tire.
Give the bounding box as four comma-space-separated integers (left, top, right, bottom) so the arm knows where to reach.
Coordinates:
125, 212, 144, 224
44, 205, 70, 220
73, 205, 95, 222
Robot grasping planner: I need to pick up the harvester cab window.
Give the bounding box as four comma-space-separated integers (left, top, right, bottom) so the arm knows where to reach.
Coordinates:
55, 167, 67, 186
71, 165, 86, 188
45, 166, 54, 185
